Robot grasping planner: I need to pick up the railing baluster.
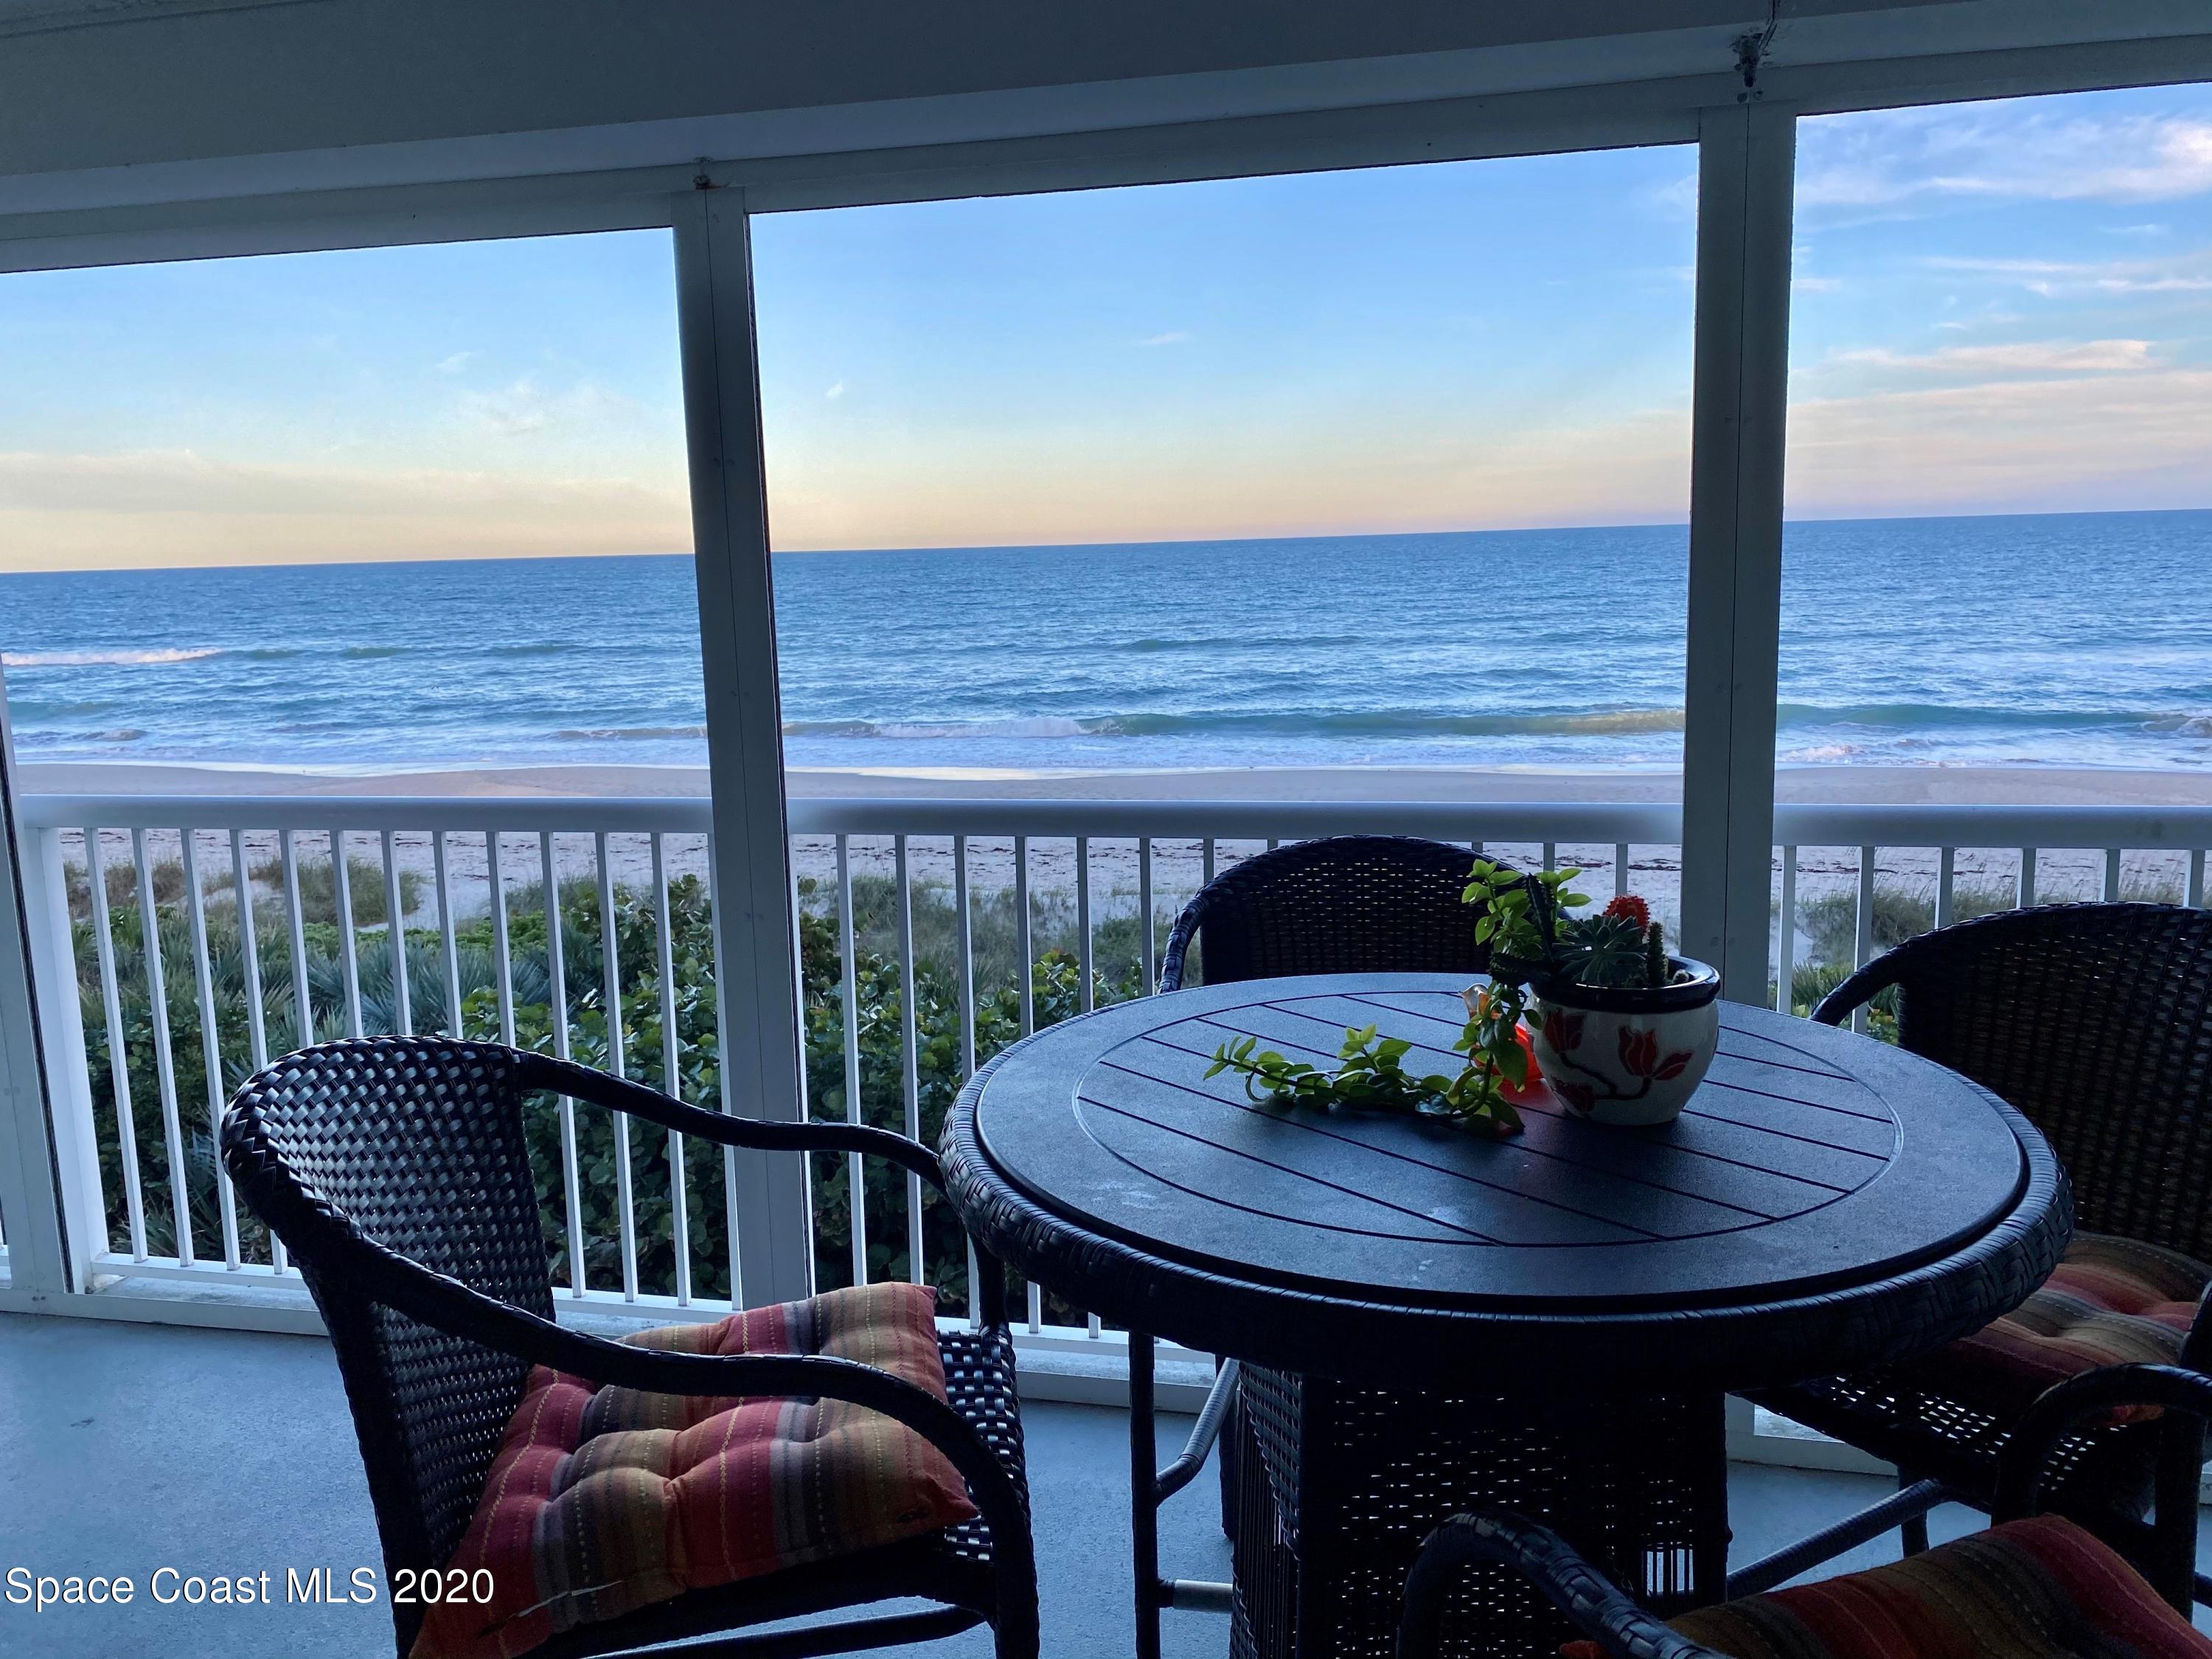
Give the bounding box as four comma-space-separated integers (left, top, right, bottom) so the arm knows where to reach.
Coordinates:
1015, 834, 1033, 1037
1936, 847, 1957, 931
955, 834, 975, 1082
434, 832, 462, 1038
132, 828, 192, 1267
279, 830, 314, 1051
1852, 846, 1877, 1036
330, 830, 364, 1039
180, 830, 242, 1270
894, 834, 922, 1285
380, 829, 411, 1035
835, 834, 867, 1288
1615, 843, 1630, 900
228, 830, 281, 1273
1027, 1279, 1043, 1334
487, 831, 516, 1046
783, 852, 813, 1301
1203, 836, 1216, 886
1140, 836, 1155, 992
541, 831, 585, 1297
2103, 847, 2123, 903
1076, 835, 1093, 1013
2191, 849, 2207, 910
597, 832, 639, 1301
229, 831, 269, 1073
650, 833, 692, 1307
954, 834, 975, 1321
2019, 846, 2038, 908
1776, 846, 1797, 1015
85, 827, 147, 1261
1542, 841, 1557, 874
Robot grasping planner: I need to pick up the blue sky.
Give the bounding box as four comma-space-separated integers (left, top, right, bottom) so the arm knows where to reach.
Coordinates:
0, 83, 2205, 569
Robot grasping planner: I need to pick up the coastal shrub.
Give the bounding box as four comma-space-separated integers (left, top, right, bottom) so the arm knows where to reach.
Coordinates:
66, 865, 1150, 1321
1795, 871, 2184, 975
246, 852, 428, 928
1793, 880, 2016, 968
64, 853, 232, 920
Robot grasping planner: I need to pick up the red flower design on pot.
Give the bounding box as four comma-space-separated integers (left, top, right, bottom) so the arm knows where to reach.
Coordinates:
1542, 1008, 1586, 1054
1618, 1026, 1659, 1077
1553, 1079, 1596, 1114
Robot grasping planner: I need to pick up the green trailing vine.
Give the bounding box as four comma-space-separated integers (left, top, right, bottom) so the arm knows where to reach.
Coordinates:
1205, 856, 1678, 1135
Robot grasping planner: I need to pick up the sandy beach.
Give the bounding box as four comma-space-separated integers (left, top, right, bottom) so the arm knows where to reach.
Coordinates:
24, 762, 2208, 951
25, 759, 2212, 808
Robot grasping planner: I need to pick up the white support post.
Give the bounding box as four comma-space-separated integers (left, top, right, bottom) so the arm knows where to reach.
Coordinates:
675, 183, 813, 1308
1680, 100, 1795, 1005
0, 669, 102, 1298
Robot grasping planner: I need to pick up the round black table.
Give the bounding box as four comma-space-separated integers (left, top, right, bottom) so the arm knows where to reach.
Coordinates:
942, 973, 2071, 1659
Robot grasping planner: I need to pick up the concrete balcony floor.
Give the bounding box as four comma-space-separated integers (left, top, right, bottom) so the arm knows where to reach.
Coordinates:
3, 1311, 2207, 1658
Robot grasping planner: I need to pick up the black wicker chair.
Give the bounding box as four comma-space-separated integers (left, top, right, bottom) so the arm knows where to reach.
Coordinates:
220, 1036, 1037, 1659
1158, 832, 1501, 993
1751, 902, 2212, 1598
1400, 1364, 2212, 1658
1155, 834, 1511, 1552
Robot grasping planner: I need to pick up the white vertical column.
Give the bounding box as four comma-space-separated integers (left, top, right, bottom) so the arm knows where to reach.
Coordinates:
675, 184, 813, 1309
0, 669, 102, 1298
1680, 101, 1796, 1004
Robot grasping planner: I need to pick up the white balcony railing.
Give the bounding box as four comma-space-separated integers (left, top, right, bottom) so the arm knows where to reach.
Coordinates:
7, 791, 2210, 1352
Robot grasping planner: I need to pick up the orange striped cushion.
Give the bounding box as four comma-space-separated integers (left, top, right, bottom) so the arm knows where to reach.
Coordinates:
1562, 1514, 2212, 1658
1896, 1234, 2208, 1425
411, 1281, 975, 1659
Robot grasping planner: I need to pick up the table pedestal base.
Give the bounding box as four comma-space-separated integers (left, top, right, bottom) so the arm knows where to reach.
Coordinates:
1227, 1367, 1731, 1659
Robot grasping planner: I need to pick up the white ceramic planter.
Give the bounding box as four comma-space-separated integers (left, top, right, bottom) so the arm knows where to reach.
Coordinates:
1526, 957, 1722, 1127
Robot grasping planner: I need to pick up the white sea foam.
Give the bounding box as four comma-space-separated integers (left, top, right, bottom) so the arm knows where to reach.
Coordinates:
1, 647, 223, 667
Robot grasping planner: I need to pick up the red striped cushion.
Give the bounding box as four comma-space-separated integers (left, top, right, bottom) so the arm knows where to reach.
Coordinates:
411, 1281, 975, 1659
1562, 1514, 2212, 1658
1896, 1234, 2208, 1425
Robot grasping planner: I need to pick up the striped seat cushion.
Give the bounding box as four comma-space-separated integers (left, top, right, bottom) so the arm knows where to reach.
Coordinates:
1893, 1233, 2209, 1425
411, 1281, 975, 1659
1564, 1514, 2212, 1658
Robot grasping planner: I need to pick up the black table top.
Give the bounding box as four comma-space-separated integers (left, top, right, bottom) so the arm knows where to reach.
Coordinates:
942, 973, 2071, 1392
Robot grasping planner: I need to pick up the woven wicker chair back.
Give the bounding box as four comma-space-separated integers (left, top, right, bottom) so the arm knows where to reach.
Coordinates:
1869, 903, 2212, 1261
226, 1037, 555, 1588
1164, 835, 1496, 989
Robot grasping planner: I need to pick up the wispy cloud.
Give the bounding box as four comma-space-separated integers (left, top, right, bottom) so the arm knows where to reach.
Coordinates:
825, 380, 846, 400
455, 375, 637, 437
1798, 107, 2212, 215
1922, 247, 2212, 296
1138, 331, 1193, 347
432, 350, 479, 375
1832, 338, 2157, 375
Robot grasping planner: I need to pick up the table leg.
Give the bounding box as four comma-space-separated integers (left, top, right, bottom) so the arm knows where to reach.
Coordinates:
1130, 1330, 1162, 1659
1230, 1370, 1731, 1659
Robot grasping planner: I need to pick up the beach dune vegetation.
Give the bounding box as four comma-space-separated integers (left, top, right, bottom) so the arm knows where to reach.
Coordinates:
64, 864, 1159, 1322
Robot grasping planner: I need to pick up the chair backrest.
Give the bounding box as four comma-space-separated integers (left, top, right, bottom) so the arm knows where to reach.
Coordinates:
220, 1037, 554, 1635
1161, 834, 1495, 989
1822, 902, 2212, 1262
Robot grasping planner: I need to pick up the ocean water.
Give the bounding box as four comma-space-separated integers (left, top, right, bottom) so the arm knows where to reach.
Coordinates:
1, 511, 2208, 775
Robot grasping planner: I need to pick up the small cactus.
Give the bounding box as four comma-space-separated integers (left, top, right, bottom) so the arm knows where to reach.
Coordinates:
1645, 920, 1669, 988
